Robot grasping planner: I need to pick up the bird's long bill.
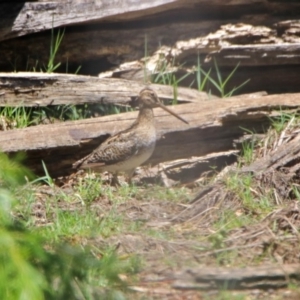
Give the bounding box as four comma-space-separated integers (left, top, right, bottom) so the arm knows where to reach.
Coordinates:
158, 103, 189, 124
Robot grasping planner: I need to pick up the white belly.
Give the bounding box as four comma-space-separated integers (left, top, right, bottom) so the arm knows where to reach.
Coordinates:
99, 142, 155, 174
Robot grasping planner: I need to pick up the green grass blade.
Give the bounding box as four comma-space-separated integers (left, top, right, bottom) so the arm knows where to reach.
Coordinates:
225, 78, 250, 97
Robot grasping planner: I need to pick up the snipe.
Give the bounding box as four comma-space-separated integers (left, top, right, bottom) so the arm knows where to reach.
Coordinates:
73, 87, 188, 184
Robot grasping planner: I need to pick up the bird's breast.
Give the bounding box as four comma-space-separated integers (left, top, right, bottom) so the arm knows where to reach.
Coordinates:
127, 141, 155, 168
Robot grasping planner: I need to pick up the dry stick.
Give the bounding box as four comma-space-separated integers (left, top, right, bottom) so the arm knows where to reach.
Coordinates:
193, 242, 263, 259
282, 216, 300, 240
276, 116, 295, 148
224, 228, 267, 243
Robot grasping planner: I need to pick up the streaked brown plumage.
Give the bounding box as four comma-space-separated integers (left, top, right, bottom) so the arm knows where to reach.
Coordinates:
73, 87, 188, 184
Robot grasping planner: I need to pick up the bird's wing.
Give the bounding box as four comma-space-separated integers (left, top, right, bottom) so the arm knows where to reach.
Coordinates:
73, 131, 139, 169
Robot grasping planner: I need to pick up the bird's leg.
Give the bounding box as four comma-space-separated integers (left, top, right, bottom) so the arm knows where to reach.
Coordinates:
126, 169, 135, 185
111, 172, 120, 186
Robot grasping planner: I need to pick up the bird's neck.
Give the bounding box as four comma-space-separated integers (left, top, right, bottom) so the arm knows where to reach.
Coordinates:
137, 106, 154, 124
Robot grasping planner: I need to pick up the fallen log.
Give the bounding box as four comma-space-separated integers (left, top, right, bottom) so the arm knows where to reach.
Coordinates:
0, 72, 208, 107
1, 93, 300, 177
2, 19, 300, 71
1, 2, 300, 73
0, 0, 199, 42
172, 264, 300, 290
1, 2, 300, 95
2, 0, 299, 43
93, 22, 300, 94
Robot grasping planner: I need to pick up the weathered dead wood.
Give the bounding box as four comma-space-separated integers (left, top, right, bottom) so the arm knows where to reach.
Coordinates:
114, 21, 300, 69
0, 0, 201, 42
1, 3, 300, 73
2, 0, 300, 43
2, 20, 300, 71
92, 22, 300, 94
208, 44, 300, 67
136, 151, 238, 187
0, 19, 227, 72
1, 2, 300, 95
0, 72, 208, 107
172, 264, 300, 290
231, 91, 268, 99
1, 92, 300, 177
172, 22, 300, 66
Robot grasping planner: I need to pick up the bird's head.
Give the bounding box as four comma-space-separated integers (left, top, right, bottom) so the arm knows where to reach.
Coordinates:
138, 87, 161, 108
137, 87, 188, 124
